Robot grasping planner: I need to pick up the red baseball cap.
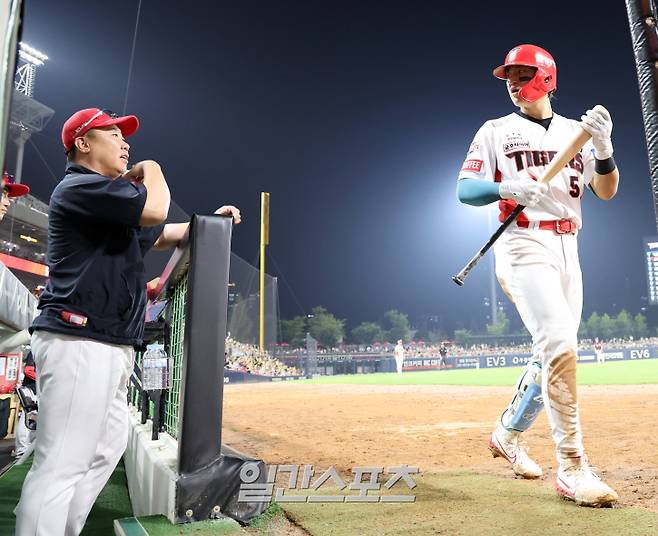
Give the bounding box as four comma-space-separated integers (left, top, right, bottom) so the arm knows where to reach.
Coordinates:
2, 172, 29, 197
61, 108, 139, 152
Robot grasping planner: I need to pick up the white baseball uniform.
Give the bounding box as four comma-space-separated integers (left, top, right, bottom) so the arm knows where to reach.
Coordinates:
594, 340, 604, 364
459, 111, 596, 462
393, 343, 405, 374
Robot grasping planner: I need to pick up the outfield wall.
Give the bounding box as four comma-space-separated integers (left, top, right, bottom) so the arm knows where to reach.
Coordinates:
224, 370, 302, 383
224, 346, 658, 383
404, 345, 658, 372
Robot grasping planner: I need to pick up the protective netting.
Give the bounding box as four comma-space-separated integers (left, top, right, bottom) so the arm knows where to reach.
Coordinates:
132, 246, 281, 438
165, 273, 187, 438
144, 206, 279, 350
227, 252, 279, 348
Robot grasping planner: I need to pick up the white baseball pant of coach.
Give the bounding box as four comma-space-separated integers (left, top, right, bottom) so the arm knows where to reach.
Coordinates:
15, 331, 134, 536
494, 225, 584, 462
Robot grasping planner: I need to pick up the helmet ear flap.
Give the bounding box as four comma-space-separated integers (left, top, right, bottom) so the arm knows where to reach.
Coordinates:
518, 67, 555, 102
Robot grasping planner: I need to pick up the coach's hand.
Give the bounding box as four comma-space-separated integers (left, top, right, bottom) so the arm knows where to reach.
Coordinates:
499, 178, 548, 208
123, 160, 161, 184
214, 205, 241, 224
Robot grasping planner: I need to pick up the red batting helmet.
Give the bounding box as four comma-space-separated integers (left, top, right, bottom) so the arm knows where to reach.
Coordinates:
493, 44, 557, 103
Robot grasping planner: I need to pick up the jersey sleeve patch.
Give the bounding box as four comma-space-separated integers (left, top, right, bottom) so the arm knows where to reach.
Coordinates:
461, 159, 483, 173
468, 142, 480, 154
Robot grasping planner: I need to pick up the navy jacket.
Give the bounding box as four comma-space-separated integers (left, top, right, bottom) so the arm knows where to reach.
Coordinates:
31, 163, 164, 347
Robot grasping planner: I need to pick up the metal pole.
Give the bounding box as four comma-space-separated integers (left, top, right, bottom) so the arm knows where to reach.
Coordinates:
259, 192, 270, 352
14, 134, 25, 183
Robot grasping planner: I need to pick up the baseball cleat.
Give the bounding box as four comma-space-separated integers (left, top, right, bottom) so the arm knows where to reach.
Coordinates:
555, 458, 618, 507
488, 426, 543, 479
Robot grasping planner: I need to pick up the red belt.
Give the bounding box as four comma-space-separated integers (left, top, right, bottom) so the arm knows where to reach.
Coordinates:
516, 219, 577, 234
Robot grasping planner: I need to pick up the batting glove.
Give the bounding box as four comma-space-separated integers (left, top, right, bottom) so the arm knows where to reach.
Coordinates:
580, 105, 613, 160
499, 178, 548, 207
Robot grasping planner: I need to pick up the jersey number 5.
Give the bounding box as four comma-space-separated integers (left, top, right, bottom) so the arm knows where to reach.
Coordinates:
569, 175, 581, 198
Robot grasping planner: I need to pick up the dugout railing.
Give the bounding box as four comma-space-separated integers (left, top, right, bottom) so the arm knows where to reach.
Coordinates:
125, 214, 267, 525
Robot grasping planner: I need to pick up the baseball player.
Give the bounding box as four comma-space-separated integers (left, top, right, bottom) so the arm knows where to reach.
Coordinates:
0, 171, 30, 219
15, 108, 241, 535
0, 172, 35, 453
594, 337, 604, 364
457, 45, 619, 507
438, 342, 448, 369
394, 339, 405, 374
0, 171, 32, 355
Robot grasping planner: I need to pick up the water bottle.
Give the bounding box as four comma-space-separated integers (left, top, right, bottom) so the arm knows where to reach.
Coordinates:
142, 344, 170, 390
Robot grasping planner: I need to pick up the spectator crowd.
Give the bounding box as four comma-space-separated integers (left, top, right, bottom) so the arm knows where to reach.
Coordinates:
225, 336, 302, 377
272, 335, 658, 360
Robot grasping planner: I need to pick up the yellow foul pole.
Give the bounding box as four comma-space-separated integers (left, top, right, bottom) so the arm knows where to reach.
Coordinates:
260, 192, 270, 352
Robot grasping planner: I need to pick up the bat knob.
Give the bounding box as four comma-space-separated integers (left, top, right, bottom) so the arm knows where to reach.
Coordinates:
452, 276, 464, 287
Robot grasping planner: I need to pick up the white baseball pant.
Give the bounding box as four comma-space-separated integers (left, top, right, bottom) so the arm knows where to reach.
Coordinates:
15, 331, 134, 536
495, 226, 584, 463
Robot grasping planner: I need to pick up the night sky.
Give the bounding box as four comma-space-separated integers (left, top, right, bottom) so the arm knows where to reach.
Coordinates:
15, 1, 656, 332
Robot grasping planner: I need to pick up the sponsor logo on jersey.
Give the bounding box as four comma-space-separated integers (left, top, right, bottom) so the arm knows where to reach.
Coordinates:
503, 140, 530, 153
461, 159, 483, 172
467, 142, 480, 154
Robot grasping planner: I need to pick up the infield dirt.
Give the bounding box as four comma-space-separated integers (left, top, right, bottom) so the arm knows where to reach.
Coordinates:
222, 382, 658, 531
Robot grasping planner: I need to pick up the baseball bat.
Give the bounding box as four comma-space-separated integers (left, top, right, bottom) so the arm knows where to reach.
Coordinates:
452, 126, 591, 286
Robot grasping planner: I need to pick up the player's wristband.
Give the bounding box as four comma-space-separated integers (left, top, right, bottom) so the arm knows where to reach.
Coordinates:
594, 156, 616, 175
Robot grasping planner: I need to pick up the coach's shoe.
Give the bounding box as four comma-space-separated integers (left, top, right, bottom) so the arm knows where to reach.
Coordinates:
555, 457, 618, 507
488, 425, 543, 479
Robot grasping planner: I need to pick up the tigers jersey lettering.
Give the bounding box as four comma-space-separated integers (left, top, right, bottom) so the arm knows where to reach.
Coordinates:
459, 113, 595, 228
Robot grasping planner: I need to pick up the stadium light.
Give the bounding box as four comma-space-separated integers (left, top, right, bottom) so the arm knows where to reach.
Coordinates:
15, 42, 49, 97
19, 43, 48, 63
11, 41, 54, 186
18, 50, 43, 66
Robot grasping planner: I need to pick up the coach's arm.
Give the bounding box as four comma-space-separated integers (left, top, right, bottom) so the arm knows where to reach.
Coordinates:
152, 205, 241, 250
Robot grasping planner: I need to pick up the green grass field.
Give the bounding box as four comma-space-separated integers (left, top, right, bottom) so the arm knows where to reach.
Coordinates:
297, 358, 658, 386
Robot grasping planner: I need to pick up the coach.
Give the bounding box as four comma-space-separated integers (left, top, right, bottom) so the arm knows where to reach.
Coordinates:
15, 108, 239, 535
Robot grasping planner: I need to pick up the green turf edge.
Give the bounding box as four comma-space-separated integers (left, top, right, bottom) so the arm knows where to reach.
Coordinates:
281, 471, 658, 536
246, 502, 283, 530
114, 517, 149, 536
137, 515, 242, 535
136, 503, 291, 535
293, 359, 658, 386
